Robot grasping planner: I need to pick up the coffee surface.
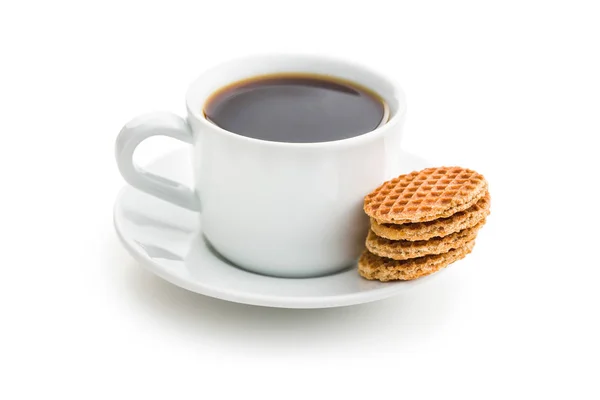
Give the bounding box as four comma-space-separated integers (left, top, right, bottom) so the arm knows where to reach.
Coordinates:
203, 74, 386, 143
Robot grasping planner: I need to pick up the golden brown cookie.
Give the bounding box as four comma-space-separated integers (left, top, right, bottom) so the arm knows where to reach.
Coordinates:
358, 240, 475, 281
366, 219, 484, 260
370, 192, 490, 241
364, 167, 488, 224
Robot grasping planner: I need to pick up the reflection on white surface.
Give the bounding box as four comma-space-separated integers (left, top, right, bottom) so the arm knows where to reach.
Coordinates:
134, 241, 183, 261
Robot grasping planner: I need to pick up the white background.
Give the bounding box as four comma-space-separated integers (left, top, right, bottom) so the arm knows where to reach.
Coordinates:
1, 0, 599, 398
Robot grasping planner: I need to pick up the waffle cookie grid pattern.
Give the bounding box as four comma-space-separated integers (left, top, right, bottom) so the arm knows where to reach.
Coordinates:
364, 166, 488, 224
359, 166, 489, 281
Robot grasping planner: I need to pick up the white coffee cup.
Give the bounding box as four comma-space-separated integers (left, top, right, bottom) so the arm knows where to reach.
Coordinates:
116, 54, 406, 278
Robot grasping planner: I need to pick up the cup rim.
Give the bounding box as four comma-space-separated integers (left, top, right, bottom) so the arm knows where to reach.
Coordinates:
185, 53, 407, 148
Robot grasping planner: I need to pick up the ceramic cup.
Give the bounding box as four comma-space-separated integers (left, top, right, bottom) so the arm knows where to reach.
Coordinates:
116, 54, 407, 278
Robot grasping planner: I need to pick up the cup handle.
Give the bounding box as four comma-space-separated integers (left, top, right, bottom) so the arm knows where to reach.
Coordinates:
115, 112, 201, 211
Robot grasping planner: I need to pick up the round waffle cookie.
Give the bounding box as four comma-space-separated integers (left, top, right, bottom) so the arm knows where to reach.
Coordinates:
370, 192, 491, 241
358, 240, 476, 281
364, 167, 488, 224
365, 219, 484, 260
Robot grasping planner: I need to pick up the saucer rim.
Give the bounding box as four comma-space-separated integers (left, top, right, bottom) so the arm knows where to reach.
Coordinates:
115, 208, 427, 308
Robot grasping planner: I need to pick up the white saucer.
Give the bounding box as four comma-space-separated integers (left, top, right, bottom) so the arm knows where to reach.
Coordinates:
114, 148, 434, 308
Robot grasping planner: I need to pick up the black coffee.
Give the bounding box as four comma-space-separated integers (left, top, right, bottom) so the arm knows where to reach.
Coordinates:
203, 74, 386, 143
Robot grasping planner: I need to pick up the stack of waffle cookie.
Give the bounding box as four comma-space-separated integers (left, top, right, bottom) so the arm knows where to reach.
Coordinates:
359, 166, 490, 281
